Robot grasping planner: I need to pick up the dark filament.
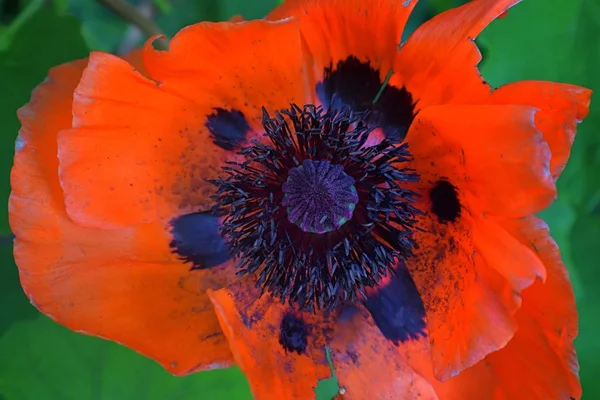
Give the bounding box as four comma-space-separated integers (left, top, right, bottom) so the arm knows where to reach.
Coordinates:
210, 105, 421, 312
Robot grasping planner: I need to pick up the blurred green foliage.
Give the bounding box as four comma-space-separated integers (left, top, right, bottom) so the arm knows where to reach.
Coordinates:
0, 0, 598, 399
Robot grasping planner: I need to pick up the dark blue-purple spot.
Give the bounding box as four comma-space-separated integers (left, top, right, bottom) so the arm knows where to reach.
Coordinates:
205, 108, 250, 151
316, 56, 415, 142
430, 179, 461, 224
364, 264, 426, 344
169, 212, 230, 270
279, 313, 308, 355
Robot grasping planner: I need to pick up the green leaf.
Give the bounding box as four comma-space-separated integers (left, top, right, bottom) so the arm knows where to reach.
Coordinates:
217, 0, 278, 20
559, 0, 600, 214
0, 26, 9, 53
428, 0, 463, 13
52, 0, 69, 14
153, 0, 173, 14
156, 0, 218, 36
0, 241, 38, 338
571, 214, 600, 302
0, 316, 252, 400
67, 0, 128, 52
0, 0, 44, 52
570, 213, 600, 400
478, 0, 584, 85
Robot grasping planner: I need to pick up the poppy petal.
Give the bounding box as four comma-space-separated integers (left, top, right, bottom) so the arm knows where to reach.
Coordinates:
480, 309, 580, 399
472, 216, 546, 291
434, 216, 581, 399
141, 20, 309, 129
207, 281, 331, 400
58, 19, 307, 229
329, 306, 438, 400
11, 59, 87, 208
487, 81, 592, 178
268, 0, 415, 68
394, 0, 520, 107
408, 214, 518, 382
404, 104, 555, 379
363, 264, 427, 345
497, 216, 580, 398
268, 0, 418, 142
408, 104, 555, 217
10, 58, 237, 376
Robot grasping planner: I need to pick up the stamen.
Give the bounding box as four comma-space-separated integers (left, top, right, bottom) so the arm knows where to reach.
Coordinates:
210, 105, 421, 312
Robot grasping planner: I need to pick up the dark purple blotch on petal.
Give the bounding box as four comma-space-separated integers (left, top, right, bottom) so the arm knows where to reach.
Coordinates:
316, 56, 416, 142
169, 212, 231, 270
430, 179, 461, 224
364, 264, 426, 344
279, 313, 308, 355
206, 108, 251, 151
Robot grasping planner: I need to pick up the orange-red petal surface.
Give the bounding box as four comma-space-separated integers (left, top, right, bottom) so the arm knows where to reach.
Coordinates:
430, 217, 581, 399
269, 0, 415, 69
10, 56, 236, 376
330, 307, 438, 400
404, 104, 555, 379
330, 216, 580, 399
497, 216, 580, 398
407, 212, 518, 382
330, 249, 579, 400
393, 0, 520, 108
268, 0, 417, 107
486, 81, 592, 178
59, 19, 308, 229
10, 0, 589, 397
141, 20, 309, 126
408, 104, 556, 217
208, 280, 331, 400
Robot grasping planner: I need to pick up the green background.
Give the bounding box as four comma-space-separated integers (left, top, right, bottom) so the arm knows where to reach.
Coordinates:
0, 0, 598, 399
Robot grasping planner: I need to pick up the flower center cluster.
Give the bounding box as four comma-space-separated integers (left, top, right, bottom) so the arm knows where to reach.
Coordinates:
211, 105, 421, 312
282, 159, 358, 234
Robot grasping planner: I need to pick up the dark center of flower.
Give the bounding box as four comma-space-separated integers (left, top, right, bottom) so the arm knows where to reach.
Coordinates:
282, 159, 358, 234
211, 105, 421, 312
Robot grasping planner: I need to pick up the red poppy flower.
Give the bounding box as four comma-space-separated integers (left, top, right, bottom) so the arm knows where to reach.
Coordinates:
10, 0, 591, 399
